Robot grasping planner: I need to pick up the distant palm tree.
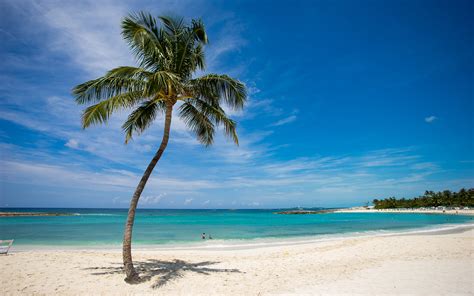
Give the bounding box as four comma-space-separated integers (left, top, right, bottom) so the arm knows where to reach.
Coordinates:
72, 12, 246, 283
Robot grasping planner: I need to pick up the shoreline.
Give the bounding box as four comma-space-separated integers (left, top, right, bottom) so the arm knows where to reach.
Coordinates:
2, 224, 472, 295
9, 222, 474, 252
333, 207, 474, 215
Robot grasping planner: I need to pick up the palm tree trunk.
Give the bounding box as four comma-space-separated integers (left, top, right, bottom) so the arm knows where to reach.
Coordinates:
123, 103, 173, 283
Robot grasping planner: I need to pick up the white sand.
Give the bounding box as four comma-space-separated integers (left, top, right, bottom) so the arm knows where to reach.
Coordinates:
334, 208, 474, 216
1, 227, 473, 295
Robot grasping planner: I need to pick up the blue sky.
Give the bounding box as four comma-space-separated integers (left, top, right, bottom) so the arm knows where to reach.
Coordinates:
0, 0, 472, 209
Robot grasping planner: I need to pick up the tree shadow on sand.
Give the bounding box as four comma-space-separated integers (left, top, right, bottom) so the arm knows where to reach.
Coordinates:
85, 259, 242, 288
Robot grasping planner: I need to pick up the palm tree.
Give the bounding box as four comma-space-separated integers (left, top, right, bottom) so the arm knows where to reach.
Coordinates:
72, 12, 246, 283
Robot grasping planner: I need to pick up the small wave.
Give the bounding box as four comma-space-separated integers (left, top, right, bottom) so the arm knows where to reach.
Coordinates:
136, 222, 474, 251
379, 222, 474, 236
73, 213, 119, 216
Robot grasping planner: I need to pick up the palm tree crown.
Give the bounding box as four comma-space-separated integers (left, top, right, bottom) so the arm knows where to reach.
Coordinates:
73, 12, 246, 145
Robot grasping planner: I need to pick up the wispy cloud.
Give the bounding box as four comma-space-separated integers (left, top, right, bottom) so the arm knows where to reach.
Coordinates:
11, 0, 132, 77
204, 19, 247, 74
217, 148, 444, 194
0, 160, 218, 193
2, 141, 472, 208
359, 148, 419, 167
271, 115, 297, 126
65, 139, 79, 149
425, 115, 437, 123
141, 193, 167, 205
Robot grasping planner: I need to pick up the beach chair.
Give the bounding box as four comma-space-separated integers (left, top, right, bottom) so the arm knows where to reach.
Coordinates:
0, 239, 14, 255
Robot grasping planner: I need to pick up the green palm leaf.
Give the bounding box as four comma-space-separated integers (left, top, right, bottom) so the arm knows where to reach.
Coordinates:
122, 12, 168, 70
81, 91, 143, 128
185, 98, 238, 144
122, 99, 166, 143
179, 101, 215, 146
145, 71, 180, 96
191, 74, 247, 110
73, 76, 145, 105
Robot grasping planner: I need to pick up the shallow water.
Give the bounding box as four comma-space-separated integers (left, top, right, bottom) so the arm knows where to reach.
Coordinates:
0, 208, 472, 247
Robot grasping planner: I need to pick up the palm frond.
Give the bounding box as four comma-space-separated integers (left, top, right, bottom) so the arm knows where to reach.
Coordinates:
179, 101, 215, 146
193, 43, 205, 70
81, 91, 143, 128
122, 12, 168, 70
145, 71, 180, 96
122, 99, 166, 143
158, 16, 185, 36
73, 75, 145, 105
175, 20, 207, 75
191, 74, 247, 110
186, 98, 239, 145
191, 19, 208, 44
106, 66, 152, 80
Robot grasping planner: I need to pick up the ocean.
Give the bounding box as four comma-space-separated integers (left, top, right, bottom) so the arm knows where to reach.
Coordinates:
0, 208, 472, 248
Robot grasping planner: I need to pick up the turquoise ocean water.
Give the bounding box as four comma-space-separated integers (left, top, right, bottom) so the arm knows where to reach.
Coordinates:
0, 208, 472, 247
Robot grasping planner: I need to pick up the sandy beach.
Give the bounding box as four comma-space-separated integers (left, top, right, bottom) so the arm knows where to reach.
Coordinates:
1, 225, 473, 295
334, 208, 474, 216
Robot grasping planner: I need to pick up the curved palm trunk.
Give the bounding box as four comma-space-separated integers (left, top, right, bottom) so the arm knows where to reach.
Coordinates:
123, 103, 173, 283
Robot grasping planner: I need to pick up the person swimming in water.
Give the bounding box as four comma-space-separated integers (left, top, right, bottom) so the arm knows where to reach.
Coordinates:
201, 232, 206, 239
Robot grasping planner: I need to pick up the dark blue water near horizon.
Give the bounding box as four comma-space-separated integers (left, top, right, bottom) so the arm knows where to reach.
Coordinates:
0, 208, 472, 247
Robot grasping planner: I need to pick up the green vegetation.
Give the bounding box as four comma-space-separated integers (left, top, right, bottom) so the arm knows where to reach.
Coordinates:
72, 12, 246, 283
373, 188, 474, 209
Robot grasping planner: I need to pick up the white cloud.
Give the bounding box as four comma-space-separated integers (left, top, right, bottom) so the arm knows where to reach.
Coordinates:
112, 196, 128, 205
215, 147, 445, 194
2, 140, 473, 207
0, 160, 218, 193
209, 130, 274, 164
202, 16, 247, 74
249, 99, 282, 117
271, 115, 297, 126
0, 110, 50, 132
141, 193, 167, 205
424, 115, 437, 123
65, 139, 79, 149
10, 0, 133, 77
359, 148, 419, 167
412, 162, 439, 171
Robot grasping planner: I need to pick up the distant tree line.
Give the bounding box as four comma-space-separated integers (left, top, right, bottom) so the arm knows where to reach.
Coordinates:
373, 188, 474, 209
